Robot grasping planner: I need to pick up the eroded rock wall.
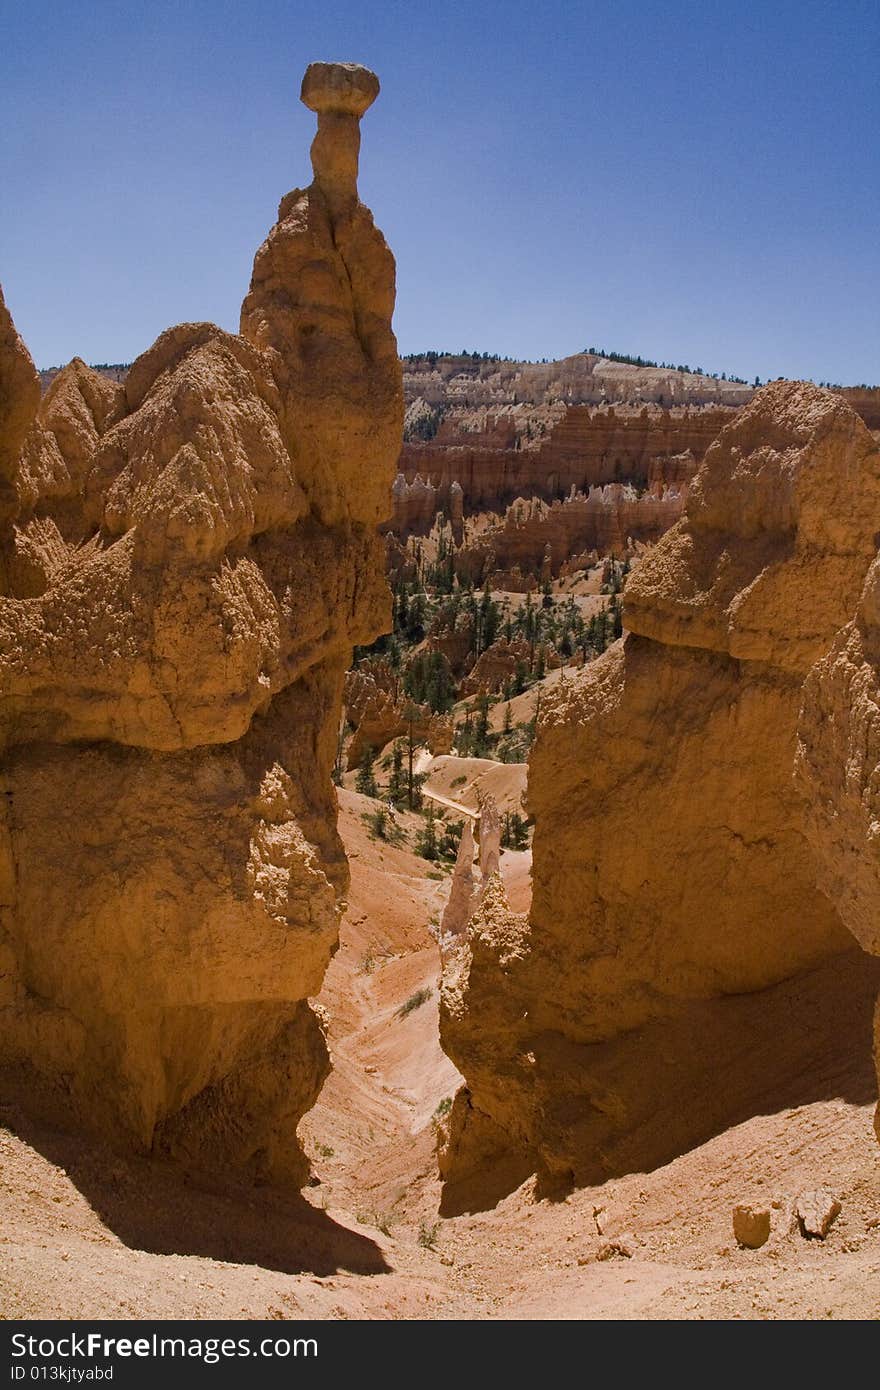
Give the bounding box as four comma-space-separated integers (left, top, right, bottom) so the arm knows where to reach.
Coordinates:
460, 637, 560, 696
402, 354, 754, 412
440, 382, 880, 1197
796, 555, 880, 1140
393, 404, 723, 537
452, 481, 687, 582
0, 62, 402, 1184
343, 664, 453, 770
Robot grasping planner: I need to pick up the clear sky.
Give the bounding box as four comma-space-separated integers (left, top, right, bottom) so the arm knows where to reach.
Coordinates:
1, 0, 877, 384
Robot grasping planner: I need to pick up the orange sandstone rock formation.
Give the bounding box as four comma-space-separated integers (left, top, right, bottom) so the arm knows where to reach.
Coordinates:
440, 819, 478, 938
343, 664, 454, 770
796, 555, 880, 1138
0, 62, 402, 1184
394, 404, 724, 539
460, 637, 560, 697
440, 382, 880, 1198
0, 290, 40, 534
402, 354, 753, 414
836, 386, 880, 431
439, 796, 501, 940
453, 482, 687, 584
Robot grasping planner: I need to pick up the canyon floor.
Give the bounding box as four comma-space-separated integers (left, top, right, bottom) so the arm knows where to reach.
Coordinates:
2, 778, 879, 1321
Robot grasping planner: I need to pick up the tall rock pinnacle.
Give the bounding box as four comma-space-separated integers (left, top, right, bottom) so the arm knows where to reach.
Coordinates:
0, 64, 402, 1186
240, 63, 401, 528
439, 382, 880, 1199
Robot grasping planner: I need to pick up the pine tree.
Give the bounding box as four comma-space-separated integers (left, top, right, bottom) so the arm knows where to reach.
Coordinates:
478, 581, 500, 652
366, 805, 388, 839
394, 585, 409, 640
401, 702, 421, 808
416, 804, 439, 861
441, 818, 464, 860
355, 745, 378, 798
405, 589, 427, 642
387, 741, 406, 806
501, 811, 529, 850
472, 692, 491, 756
332, 715, 345, 785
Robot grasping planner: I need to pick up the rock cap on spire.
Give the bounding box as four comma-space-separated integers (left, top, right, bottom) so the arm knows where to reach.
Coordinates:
300, 62, 379, 117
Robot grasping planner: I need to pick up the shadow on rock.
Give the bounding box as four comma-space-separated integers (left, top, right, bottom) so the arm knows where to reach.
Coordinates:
439, 948, 880, 1213
0, 1103, 390, 1278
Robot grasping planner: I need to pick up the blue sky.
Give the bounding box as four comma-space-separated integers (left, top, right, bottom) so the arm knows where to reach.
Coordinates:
1, 0, 877, 383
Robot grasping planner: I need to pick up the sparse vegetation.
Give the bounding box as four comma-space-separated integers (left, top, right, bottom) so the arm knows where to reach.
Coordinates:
361, 805, 406, 845
358, 946, 395, 975
396, 986, 432, 1019
358, 949, 376, 975
418, 1221, 441, 1249
357, 1211, 394, 1237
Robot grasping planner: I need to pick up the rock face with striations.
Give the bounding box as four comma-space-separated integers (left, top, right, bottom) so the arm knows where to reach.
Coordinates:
0, 62, 402, 1184
796, 556, 880, 1137
394, 404, 725, 540
451, 481, 687, 584
440, 382, 880, 1198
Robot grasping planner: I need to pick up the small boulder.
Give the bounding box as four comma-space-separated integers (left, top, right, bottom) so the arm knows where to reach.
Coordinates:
795, 1189, 841, 1239
733, 1204, 771, 1249
595, 1234, 635, 1261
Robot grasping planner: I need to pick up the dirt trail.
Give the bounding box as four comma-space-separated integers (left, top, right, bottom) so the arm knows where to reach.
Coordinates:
2, 774, 880, 1319
422, 788, 477, 818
